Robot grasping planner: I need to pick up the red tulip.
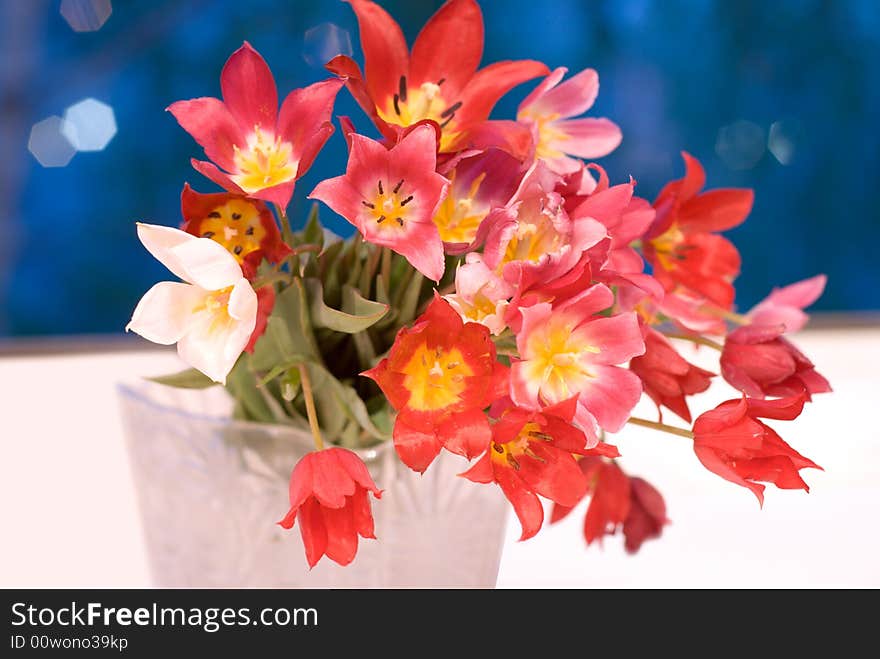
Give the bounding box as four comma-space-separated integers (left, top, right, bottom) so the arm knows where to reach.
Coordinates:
644, 152, 753, 309
460, 397, 591, 540
278, 448, 382, 568
179, 183, 291, 277
623, 477, 668, 554
692, 395, 821, 505
362, 297, 507, 473
629, 326, 714, 423
551, 458, 669, 553
328, 0, 548, 157
721, 324, 831, 400
309, 124, 449, 281
169, 42, 342, 209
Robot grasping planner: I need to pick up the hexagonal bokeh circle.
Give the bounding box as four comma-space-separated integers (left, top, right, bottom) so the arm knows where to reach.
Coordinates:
28, 116, 77, 168
303, 23, 352, 68
62, 98, 117, 152
60, 0, 112, 32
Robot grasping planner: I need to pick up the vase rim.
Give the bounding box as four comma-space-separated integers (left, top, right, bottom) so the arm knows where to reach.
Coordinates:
116, 379, 393, 461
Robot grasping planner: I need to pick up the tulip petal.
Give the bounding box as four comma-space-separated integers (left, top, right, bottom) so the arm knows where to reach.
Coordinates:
190, 159, 246, 195
577, 365, 644, 433
529, 67, 599, 118
410, 0, 483, 97
518, 66, 567, 114
458, 452, 495, 484
220, 42, 279, 132
393, 416, 442, 474
167, 98, 242, 171
456, 60, 550, 128
678, 188, 754, 233
126, 282, 203, 345
437, 408, 491, 459
351, 487, 377, 539
170, 235, 245, 291
277, 78, 343, 159
552, 117, 622, 159
572, 312, 645, 366
347, 0, 409, 105
694, 445, 765, 506
321, 502, 359, 566
496, 467, 544, 541
298, 498, 328, 568
176, 304, 252, 384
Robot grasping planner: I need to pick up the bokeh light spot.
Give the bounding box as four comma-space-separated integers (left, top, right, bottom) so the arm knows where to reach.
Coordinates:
28, 116, 77, 168
303, 23, 352, 68
768, 119, 802, 165
62, 98, 117, 152
60, 0, 112, 32
715, 120, 766, 171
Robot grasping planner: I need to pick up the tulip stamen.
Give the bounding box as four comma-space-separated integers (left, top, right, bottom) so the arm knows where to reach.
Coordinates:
398, 75, 408, 102
393, 179, 404, 194
400, 195, 414, 206
441, 101, 462, 118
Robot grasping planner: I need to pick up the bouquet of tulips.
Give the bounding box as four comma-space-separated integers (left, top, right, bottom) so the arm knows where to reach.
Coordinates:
127, 0, 830, 568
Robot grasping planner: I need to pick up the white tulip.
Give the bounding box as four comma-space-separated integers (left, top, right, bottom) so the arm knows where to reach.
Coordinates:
127, 223, 258, 384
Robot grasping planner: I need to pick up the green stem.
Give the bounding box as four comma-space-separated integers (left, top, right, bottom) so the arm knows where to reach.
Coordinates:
298, 364, 325, 450
275, 204, 294, 246
663, 332, 724, 351
700, 304, 749, 325
627, 416, 694, 439
381, 246, 392, 293
252, 272, 293, 289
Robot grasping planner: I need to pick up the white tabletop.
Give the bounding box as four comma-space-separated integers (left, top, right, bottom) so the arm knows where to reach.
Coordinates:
2, 326, 878, 588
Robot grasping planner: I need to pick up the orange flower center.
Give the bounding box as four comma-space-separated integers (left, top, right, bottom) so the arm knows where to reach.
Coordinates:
377, 76, 463, 151
362, 178, 415, 234
649, 224, 685, 271
490, 422, 551, 470
198, 199, 267, 263
232, 126, 298, 193
400, 343, 474, 411
432, 170, 488, 244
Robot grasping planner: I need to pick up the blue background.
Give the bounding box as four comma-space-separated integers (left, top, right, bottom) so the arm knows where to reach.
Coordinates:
2, 0, 878, 336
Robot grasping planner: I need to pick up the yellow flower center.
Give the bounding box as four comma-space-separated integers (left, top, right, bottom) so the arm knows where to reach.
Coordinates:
362, 178, 415, 235
197, 199, 267, 263
649, 224, 685, 271
523, 316, 599, 403
400, 343, 474, 412
193, 286, 236, 335
432, 170, 488, 244
520, 111, 568, 160
232, 126, 298, 193
377, 76, 463, 152
500, 201, 565, 268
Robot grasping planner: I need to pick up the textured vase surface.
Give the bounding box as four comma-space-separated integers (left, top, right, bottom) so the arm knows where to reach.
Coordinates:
118, 380, 508, 587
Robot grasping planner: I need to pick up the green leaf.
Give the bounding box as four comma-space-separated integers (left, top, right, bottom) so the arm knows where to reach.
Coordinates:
305, 278, 389, 334
307, 363, 390, 442
256, 359, 308, 387
147, 368, 218, 389
396, 269, 426, 326
301, 203, 324, 250
225, 356, 276, 423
